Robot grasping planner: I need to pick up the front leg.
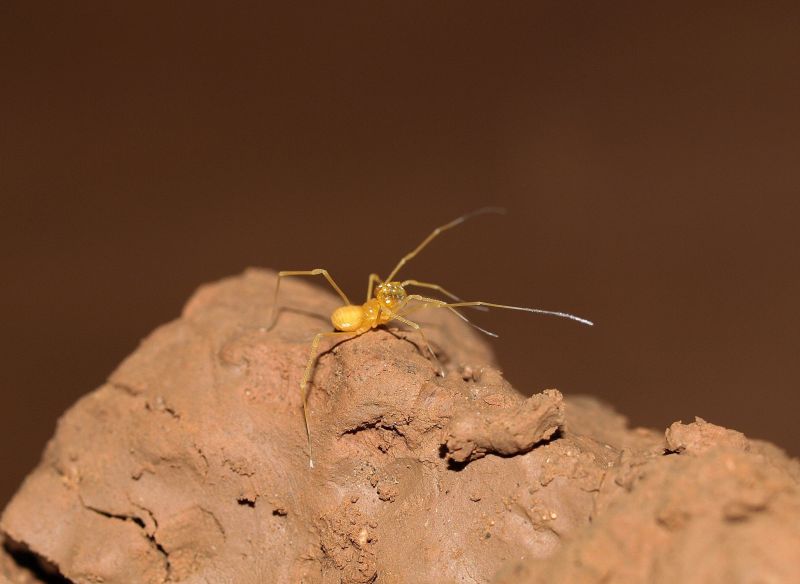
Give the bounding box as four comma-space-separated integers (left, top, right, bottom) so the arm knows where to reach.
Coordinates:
383, 311, 445, 377
366, 273, 383, 301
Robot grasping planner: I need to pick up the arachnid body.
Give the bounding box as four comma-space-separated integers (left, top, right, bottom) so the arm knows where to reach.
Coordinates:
267, 208, 593, 467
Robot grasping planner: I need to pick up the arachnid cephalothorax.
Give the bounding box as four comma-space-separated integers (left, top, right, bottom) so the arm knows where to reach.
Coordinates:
267, 208, 593, 467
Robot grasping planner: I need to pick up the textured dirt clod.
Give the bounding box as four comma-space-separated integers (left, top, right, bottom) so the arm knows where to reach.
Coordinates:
2, 269, 799, 583
444, 388, 565, 463
495, 417, 800, 583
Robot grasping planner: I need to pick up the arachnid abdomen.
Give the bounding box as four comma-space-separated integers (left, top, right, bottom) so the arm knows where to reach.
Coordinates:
331, 305, 365, 332
331, 298, 392, 333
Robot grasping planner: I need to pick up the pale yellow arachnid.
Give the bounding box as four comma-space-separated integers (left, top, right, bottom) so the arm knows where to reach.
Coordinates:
267, 207, 593, 467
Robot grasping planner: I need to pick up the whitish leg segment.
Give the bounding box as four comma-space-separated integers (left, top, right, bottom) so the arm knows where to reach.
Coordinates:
385, 207, 506, 282
268, 269, 351, 330
301, 330, 357, 467
401, 294, 594, 326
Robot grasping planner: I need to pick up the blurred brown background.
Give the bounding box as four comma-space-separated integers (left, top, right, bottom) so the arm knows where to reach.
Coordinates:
2, 3, 799, 508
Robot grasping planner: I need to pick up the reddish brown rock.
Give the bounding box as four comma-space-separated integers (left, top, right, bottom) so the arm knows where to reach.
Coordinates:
665, 416, 750, 455
495, 421, 800, 584
1, 269, 798, 583
444, 388, 565, 463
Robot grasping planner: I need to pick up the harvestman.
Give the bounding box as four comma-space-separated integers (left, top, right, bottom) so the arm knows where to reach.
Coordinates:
267, 208, 593, 467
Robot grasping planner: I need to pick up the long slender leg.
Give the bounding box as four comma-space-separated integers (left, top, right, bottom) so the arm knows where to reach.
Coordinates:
389, 314, 445, 376
267, 269, 351, 330
385, 207, 506, 282
300, 331, 356, 468
366, 273, 383, 301
400, 280, 462, 302
393, 297, 499, 338
401, 294, 594, 326
400, 279, 489, 312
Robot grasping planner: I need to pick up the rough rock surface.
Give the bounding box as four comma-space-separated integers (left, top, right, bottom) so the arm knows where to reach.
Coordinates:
494, 416, 800, 583
1, 269, 799, 583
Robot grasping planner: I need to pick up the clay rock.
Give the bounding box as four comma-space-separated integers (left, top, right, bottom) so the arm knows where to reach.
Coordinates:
0, 269, 616, 583
444, 388, 565, 463
4, 269, 798, 583
665, 416, 750, 455
494, 419, 800, 584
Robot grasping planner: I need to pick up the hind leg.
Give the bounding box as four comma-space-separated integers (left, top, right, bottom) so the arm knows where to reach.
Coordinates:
267, 269, 351, 330
300, 330, 357, 468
